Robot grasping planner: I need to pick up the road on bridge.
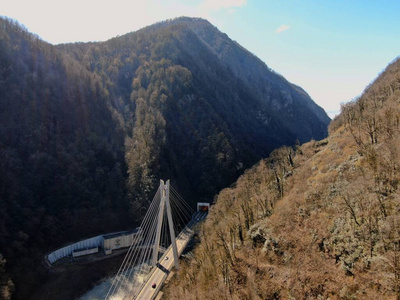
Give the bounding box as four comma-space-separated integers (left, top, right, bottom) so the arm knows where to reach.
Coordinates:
135, 212, 206, 300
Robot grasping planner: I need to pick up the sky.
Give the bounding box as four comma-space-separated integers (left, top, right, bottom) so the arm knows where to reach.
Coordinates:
2, 0, 400, 118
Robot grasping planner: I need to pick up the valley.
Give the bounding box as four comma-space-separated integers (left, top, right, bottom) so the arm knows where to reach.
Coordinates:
1, 12, 399, 300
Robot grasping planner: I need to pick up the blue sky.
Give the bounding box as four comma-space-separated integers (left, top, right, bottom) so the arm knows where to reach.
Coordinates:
3, 0, 400, 118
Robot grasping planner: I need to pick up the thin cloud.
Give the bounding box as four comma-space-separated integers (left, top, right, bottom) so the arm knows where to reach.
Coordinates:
199, 0, 247, 12
275, 24, 291, 34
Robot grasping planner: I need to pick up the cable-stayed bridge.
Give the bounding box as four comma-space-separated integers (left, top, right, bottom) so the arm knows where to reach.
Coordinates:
104, 180, 207, 300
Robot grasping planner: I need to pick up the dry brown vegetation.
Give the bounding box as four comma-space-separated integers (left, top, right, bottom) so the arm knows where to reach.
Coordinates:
163, 57, 400, 299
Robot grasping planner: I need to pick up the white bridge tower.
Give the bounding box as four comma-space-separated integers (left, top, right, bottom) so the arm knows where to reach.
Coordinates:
151, 179, 179, 270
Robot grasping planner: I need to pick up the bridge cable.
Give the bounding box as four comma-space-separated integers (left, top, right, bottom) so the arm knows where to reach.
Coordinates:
105, 183, 196, 299
105, 186, 162, 299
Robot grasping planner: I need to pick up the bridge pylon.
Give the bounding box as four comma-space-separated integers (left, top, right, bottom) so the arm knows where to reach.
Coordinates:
151, 179, 179, 270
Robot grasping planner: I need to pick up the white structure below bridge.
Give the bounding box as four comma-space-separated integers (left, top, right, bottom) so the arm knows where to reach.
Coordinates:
47, 228, 140, 264
47, 202, 209, 265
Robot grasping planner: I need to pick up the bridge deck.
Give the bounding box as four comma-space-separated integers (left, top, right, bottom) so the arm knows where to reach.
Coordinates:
135, 212, 206, 300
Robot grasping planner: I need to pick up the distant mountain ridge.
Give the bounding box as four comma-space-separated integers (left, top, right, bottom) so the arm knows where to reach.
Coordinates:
175, 17, 329, 131
0, 16, 329, 299
140, 17, 330, 139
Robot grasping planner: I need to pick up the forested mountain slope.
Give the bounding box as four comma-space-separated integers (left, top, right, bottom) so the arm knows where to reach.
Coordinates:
0, 16, 329, 298
58, 17, 330, 203
178, 17, 329, 141
0, 18, 131, 299
164, 56, 400, 299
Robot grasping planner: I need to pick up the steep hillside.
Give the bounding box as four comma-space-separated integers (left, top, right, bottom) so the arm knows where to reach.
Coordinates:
164, 57, 400, 299
0, 18, 131, 299
0, 16, 329, 298
179, 17, 329, 141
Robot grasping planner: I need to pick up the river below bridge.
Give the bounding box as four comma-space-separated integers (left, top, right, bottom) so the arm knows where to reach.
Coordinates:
79, 277, 113, 300
79, 266, 148, 300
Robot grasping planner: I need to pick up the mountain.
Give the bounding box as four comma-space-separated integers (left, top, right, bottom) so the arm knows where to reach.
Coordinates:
0, 16, 329, 299
58, 16, 330, 201
164, 56, 400, 299
0, 18, 131, 299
